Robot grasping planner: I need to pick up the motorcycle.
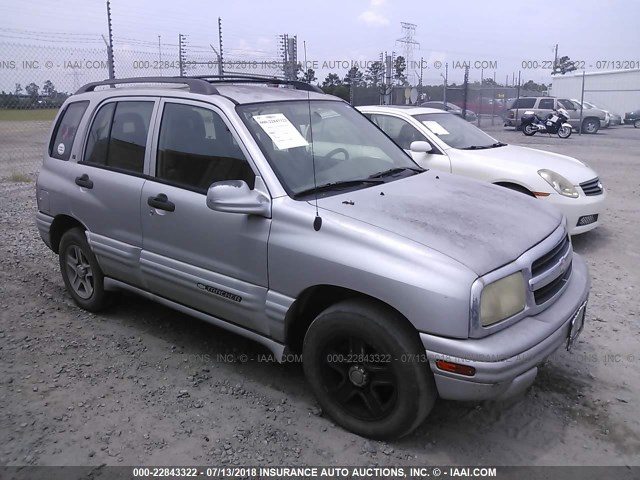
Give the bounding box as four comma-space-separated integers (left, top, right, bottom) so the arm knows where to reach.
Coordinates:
521, 108, 572, 138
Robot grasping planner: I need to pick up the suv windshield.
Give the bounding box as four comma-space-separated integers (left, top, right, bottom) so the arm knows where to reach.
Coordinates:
237, 100, 420, 198
411, 112, 501, 149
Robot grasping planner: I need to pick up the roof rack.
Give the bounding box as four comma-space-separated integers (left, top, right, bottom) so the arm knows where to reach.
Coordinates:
76, 74, 325, 95
76, 77, 219, 95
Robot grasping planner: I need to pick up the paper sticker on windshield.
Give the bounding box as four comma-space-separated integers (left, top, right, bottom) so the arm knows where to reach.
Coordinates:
422, 121, 449, 136
253, 113, 308, 150
57, 143, 65, 155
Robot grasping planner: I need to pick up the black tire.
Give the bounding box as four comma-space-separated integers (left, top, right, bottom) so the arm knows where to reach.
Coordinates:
302, 298, 436, 439
522, 123, 536, 136
582, 118, 599, 134
59, 227, 111, 312
558, 125, 572, 138
634, 119, 640, 128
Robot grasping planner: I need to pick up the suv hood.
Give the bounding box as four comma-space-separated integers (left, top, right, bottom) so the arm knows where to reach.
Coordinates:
448, 144, 599, 184
316, 171, 561, 276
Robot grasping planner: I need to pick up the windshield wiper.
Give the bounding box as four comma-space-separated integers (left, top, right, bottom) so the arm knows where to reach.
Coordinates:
293, 178, 384, 198
460, 142, 507, 150
367, 166, 424, 179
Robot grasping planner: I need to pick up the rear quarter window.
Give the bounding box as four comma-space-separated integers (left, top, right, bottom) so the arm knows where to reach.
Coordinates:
49, 101, 89, 160
513, 98, 536, 109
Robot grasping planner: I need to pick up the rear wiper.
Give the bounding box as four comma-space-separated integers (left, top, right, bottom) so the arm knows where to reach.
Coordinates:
367, 166, 423, 178
293, 178, 384, 198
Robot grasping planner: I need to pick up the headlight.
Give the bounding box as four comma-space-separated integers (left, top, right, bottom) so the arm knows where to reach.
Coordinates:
538, 169, 579, 198
480, 272, 526, 326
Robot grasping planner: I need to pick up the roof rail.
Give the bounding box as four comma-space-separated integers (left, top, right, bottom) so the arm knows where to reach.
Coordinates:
188, 74, 325, 94
75, 75, 325, 96
76, 77, 219, 95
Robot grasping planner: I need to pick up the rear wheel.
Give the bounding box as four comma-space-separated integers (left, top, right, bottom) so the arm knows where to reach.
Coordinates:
582, 118, 599, 134
634, 119, 640, 128
558, 125, 572, 138
59, 228, 111, 312
302, 299, 436, 439
522, 123, 536, 136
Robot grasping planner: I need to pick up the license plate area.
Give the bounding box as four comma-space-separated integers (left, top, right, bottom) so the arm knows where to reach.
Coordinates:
567, 302, 587, 350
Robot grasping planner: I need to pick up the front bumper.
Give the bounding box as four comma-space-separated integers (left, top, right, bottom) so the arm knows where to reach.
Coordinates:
420, 253, 590, 401
543, 189, 606, 235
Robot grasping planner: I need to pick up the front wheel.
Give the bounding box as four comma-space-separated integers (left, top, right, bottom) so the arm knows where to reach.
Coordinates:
303, 299, 436, 439
558, 125, 572, 138
634, 119, 640, 128
582, 118, 599, 134
522, 123, 536, 136
59, 228, 111, 312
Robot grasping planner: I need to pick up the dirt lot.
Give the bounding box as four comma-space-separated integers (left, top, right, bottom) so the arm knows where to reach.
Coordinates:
0, 124, 638, 468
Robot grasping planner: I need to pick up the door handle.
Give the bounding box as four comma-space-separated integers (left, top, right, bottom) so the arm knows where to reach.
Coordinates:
75, 174, 93, 189
147, 193, 175, 212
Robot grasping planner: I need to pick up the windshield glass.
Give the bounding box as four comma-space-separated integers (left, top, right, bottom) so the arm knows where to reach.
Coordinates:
237, 100, 420, 197
411, 112, 498, 149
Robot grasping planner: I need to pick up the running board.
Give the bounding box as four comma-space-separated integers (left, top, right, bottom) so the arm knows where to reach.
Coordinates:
103, 277, 287, 362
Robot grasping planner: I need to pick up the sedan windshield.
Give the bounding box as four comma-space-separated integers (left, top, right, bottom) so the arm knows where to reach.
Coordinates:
237, 100, 421, 198
412, 112, 501, 149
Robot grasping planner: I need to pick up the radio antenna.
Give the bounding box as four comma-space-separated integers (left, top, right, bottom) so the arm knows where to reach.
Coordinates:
304, 41, 322, 231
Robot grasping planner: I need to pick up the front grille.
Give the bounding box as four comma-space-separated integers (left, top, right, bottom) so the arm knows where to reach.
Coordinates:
580, 177, 603, 196
530, 234, 572, 305
534, 262, 572, 305
577, 214, 599, 226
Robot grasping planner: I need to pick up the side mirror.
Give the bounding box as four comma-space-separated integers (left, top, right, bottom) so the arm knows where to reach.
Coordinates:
410, 141, 433, 153
206, 180, 271, 217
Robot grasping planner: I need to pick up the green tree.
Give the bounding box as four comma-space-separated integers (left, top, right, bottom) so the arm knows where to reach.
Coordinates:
394, 56, 407, 85
364, 61, 385, 87
25, 82, 40, 98
299, 68, 317, 84
322, 73, 342, 88
343, 66, 364, 87
43, 80, 56, 97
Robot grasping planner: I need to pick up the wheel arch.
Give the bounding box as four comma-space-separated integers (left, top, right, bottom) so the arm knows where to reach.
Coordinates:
493, 181, 536, 197
284, 285, 419, 354
49, 215, 87, 254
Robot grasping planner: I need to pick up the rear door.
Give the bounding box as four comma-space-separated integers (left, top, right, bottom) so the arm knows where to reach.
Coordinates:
70, 97, 158, 286
139, 99, 270, 333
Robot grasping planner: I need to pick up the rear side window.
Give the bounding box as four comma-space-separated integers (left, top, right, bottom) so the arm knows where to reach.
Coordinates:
83, 101, 154, 174
538, 98, 555, 109
513, 98, 536, 109
49, 101, 89, 160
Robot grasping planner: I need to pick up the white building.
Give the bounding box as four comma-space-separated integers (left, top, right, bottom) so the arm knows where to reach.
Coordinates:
550, 69, 640, 116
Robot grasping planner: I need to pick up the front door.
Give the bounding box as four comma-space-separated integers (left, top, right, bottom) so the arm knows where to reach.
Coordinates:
140, 99, 271, 333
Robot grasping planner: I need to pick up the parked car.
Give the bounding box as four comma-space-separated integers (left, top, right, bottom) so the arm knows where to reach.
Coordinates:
359, 105, 606, 235
37, 76, 590, 440
577, 100, 622, 126
420, 100, 477, 122
570, 99, 612, 128
452, 97, 505, 116
623, 108, 640, 127
504, 97, 607, 133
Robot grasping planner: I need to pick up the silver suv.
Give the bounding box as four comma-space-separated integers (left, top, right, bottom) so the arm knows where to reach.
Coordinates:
505, 97, 608, 133
36, 75, 590, 439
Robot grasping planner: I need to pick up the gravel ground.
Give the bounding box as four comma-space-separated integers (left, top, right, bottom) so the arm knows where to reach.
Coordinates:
0, 125, 638, 468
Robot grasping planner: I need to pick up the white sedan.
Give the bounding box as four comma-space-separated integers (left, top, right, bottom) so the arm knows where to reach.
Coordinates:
357, 106, 606, 235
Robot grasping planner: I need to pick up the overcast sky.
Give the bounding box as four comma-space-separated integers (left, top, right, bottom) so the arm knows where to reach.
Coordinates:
1, 0, 639, 92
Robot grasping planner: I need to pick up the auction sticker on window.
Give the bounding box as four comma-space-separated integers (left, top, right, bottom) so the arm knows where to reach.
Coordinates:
422, 121, 449, 136
253, 114, 308, 150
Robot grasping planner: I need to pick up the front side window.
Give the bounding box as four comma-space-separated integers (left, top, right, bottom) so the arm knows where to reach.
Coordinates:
370, 114, 428, 150
538, 99, 555, 109
412, 112, 500, 150
83, 101, 153, 174
49, 101, 89, 160
156, 103, 255, 192
514, 98, 536, 109
237, 100, 420, 198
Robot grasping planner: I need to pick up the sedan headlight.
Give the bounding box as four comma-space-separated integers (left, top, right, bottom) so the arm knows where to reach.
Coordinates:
480, 272, 526, 326
538, 169, 579, 198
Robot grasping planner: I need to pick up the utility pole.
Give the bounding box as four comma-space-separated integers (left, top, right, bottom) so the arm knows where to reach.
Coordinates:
178, 34, 187, 77
462, 65, 469, 119
554, 44, 559, 69
105, 0, 115, 80
384, 52, 393, 105
396, 22, 419, 85
158, 35, 162, 77
218, 17, 224, 77
443, 62, 448, 107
